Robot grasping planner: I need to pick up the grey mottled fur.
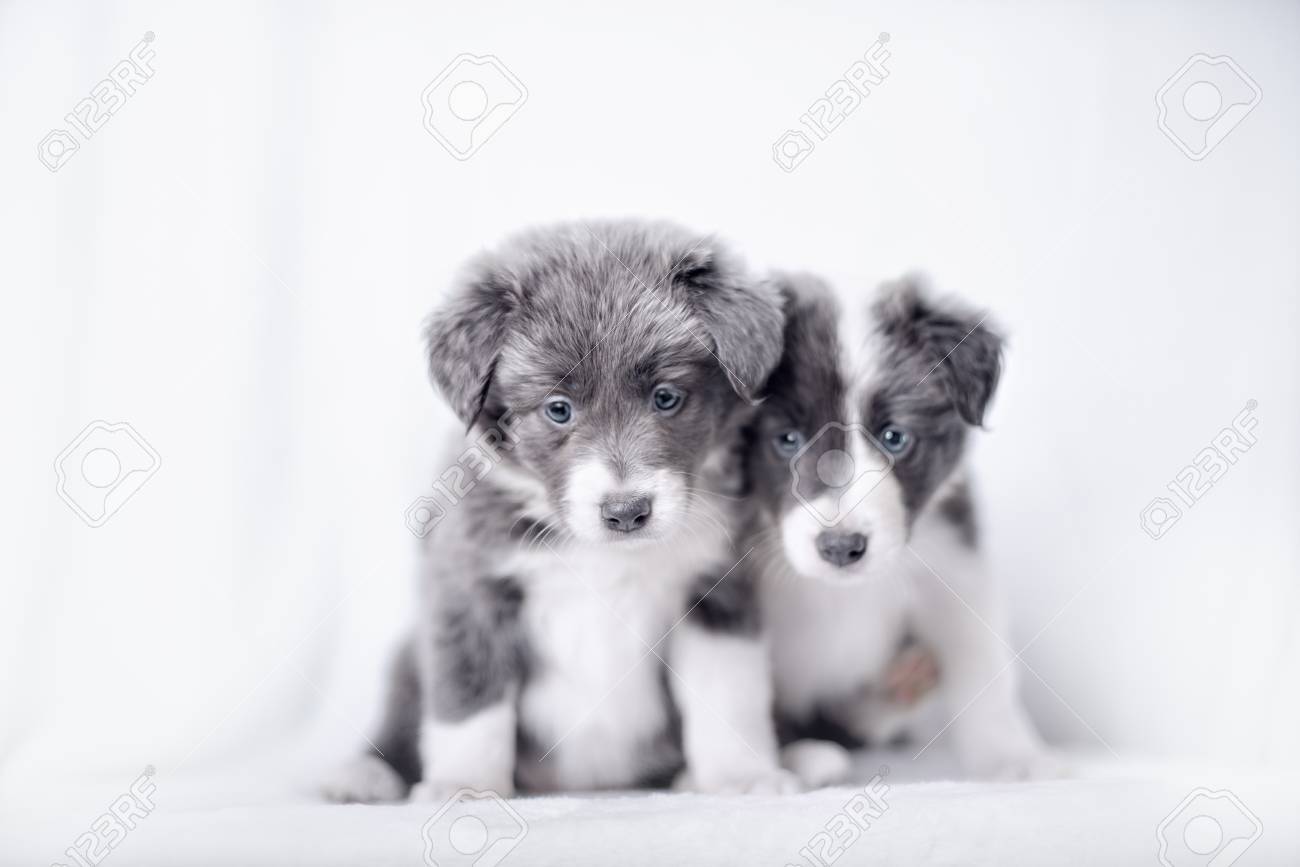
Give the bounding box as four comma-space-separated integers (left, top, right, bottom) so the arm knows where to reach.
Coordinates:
744, 273, 1002, 745
684, 561, 764, 635
746, 273, 1002, 532
365, 638, 421, 786
935, 480, 979, 547
361, 221, 783, 795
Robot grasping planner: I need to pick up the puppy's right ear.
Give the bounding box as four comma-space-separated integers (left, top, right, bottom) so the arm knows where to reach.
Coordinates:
671, 245, 785, 404
874, 277, 1003, 427
766, 271, 836, 315
424, 257, 519, 427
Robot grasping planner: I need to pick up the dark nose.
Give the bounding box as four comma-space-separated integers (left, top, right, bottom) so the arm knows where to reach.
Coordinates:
601, 495, 653, 533
816, 531, 867, 566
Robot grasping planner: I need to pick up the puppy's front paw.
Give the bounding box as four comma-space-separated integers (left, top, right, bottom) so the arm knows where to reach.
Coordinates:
320, 755, 407, 804
691, 766, 803, 796
409, 778, 516, 803
780, 739, 854, 789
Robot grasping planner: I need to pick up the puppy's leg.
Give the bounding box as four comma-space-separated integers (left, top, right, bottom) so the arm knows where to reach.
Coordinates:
321, 638, 421, 803
909, 548, 1060, 780
411, 703, 517, 801
410, 576, 525, 801
668, 571, 800, 795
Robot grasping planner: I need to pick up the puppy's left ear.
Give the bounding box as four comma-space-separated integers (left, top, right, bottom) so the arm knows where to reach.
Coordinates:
877, 279, 1004, 426
424, 254, 520, 428
671, 244, 784, 403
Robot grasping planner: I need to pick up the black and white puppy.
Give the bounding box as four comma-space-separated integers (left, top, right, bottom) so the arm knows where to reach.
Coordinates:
327, 221, 796, 801
750, 273, 1056, 780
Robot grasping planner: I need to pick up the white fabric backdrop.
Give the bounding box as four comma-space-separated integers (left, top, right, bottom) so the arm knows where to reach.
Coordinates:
3, 0, 1298, 799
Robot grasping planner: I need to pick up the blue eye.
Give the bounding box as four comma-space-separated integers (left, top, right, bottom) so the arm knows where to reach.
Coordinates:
652, 385, 685, 416
878, 424, 912, 454
544, 398, 574, 425
772, 430, 805, 458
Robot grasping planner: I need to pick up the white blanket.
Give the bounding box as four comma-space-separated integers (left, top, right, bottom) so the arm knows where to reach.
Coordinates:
5, 751, 1296, 867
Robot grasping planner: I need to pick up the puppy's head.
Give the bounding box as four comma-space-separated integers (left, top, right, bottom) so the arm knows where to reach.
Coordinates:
749, 273, 1002, 582
426, 221, 783, 545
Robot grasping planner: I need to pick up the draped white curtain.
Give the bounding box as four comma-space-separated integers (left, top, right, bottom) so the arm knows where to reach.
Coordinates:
3, 0, 1298, 800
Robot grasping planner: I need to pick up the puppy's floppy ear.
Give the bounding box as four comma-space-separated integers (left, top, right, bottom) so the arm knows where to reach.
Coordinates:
424, 255, 519, 427
671, 243, 784, 403
876, 278, 1004, 426
764, 270, 837, 329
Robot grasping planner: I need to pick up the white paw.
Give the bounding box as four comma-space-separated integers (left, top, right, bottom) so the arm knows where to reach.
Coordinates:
691, 766, 803, 796
780, 739, 854, 789
409, 778, 516, 803
320, 755, 407, 804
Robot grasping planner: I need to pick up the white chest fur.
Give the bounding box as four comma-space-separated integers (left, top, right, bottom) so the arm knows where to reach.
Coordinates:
506, 525, 731, 791
762, 566, 910, 719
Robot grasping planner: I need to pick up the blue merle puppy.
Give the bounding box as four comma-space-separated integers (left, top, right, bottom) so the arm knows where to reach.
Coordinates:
750, 273, 1058, 782
324, 221, 797, 801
